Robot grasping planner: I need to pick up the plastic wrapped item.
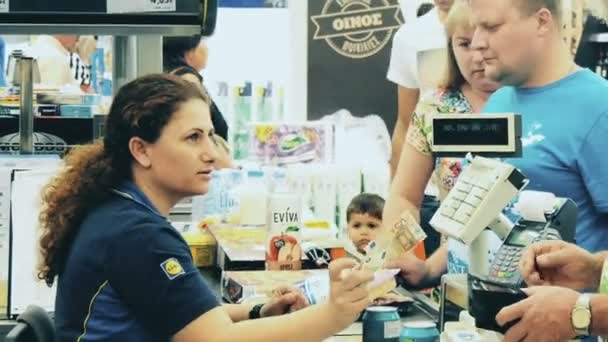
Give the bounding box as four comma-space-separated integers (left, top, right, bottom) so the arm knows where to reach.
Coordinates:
249, 121, 334, 166
361, 163, 390, 199
239, 170, 267, 226
311, 164, 337, 226
336, 165, 362, 233
286, 164, 314, 212
440, 311, 504, 342
232, 82, 253, 160
321, 109, 391, 166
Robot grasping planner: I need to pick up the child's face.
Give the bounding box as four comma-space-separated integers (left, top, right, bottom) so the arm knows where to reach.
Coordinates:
347, 213, 382, 254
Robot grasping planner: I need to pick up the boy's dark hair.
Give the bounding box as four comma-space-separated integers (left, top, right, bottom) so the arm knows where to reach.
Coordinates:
347, 193, 385, 222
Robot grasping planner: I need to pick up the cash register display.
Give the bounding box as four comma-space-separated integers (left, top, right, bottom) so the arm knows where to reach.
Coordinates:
433, 118, 509, 146
430, 114, 521, 156
505, 229, 540, 247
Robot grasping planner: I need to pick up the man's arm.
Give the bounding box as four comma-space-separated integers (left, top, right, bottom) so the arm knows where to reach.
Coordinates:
519, 241, 607, 290
591, 294, 608, 336
390, 86, 420, 178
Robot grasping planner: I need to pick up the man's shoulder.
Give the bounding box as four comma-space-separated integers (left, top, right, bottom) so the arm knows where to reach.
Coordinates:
487, 86, 514, 101
482, 87, 516, 113
574, 69, 608, 93
566, 70, 608, 115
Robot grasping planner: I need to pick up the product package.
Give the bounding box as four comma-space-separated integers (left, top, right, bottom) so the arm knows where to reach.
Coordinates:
249, 121, 334, 166
221, 270, 329, 304
265, 193, 303, 271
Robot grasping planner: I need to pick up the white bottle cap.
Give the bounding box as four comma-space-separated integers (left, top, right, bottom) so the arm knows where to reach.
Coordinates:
459, 311, 476, 328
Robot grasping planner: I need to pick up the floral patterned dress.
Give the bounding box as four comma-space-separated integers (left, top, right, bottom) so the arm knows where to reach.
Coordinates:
406, 87, 473, 274
407, 87, 471, 201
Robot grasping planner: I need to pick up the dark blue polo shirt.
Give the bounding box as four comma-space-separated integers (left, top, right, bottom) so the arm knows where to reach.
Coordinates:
54, 181, 219, 341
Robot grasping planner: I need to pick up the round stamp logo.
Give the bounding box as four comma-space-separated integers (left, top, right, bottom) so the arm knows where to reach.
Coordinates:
311, 0, 403, 59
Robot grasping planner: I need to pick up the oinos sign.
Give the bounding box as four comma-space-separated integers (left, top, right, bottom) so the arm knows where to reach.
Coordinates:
311, 0, 402, 59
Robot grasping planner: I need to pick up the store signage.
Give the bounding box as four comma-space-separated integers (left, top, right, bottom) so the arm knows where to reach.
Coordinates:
107, 0, 175, 13
0, 0, 8, 13
307, 0, 402, 135
310, 0, 401, 59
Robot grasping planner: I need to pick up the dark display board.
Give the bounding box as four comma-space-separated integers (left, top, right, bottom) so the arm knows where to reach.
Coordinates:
0, 0, 216, 35
307, 0, 403, 135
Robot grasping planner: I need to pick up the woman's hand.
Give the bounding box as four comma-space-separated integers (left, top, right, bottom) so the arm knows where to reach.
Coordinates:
326, 258, 374, 329
385, 252, 429, 288
260, 286, 310, 317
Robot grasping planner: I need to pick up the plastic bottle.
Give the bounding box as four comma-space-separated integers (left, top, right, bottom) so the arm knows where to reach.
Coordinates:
239, 170, 267, 226
440, 311, 482, 342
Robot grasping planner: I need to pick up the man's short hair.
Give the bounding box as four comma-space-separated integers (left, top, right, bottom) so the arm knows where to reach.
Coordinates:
517, 0, 561, 22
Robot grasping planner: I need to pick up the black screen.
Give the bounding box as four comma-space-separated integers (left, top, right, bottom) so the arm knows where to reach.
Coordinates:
433, 118, 509, 146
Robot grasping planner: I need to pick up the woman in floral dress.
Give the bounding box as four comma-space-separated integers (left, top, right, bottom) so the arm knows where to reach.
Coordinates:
383, 1, 502, 287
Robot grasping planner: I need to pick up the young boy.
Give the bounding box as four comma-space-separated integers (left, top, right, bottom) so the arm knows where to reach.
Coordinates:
347, 193, 385, 255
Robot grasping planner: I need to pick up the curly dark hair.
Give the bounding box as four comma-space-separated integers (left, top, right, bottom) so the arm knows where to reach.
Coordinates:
38, 74, 209, 286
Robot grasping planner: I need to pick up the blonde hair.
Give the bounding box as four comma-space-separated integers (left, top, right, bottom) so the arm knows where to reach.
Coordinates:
441, 1, 473, 90
214, 134, 231, 154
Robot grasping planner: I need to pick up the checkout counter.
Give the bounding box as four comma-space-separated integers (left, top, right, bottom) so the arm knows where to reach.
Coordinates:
172, 220, 440, 340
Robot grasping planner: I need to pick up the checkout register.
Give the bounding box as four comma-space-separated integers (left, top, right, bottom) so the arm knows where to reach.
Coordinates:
427, 113, 578, 334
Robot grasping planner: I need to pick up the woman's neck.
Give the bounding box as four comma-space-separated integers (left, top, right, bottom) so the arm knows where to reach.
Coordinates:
131, 174, 179, 217
460, 83, 492, 112
438, 9, 449, 24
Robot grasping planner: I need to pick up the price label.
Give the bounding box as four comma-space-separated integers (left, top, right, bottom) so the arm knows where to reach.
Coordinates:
0, 0, 9, 13
107, 0, 175, 13
147, 0, 175, 12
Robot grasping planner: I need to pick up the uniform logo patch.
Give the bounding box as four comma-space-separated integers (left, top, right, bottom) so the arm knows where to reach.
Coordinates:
161, 258, 185, 280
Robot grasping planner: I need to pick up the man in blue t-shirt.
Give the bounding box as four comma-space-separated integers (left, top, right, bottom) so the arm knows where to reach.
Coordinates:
470, 0, 608, 341
473, 0, 608, 254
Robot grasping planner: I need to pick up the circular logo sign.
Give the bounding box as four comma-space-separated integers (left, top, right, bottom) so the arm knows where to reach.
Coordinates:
311, 0, 403, 59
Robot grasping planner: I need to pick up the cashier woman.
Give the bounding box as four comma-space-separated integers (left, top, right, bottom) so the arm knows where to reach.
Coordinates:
37, 74, 373, 341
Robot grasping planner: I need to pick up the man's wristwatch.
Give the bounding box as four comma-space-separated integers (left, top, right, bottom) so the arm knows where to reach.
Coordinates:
572, 294, 592, 337
248, 303, 265, 320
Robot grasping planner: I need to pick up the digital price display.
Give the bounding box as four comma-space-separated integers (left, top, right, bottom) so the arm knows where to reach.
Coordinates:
431, 113, 522, 157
